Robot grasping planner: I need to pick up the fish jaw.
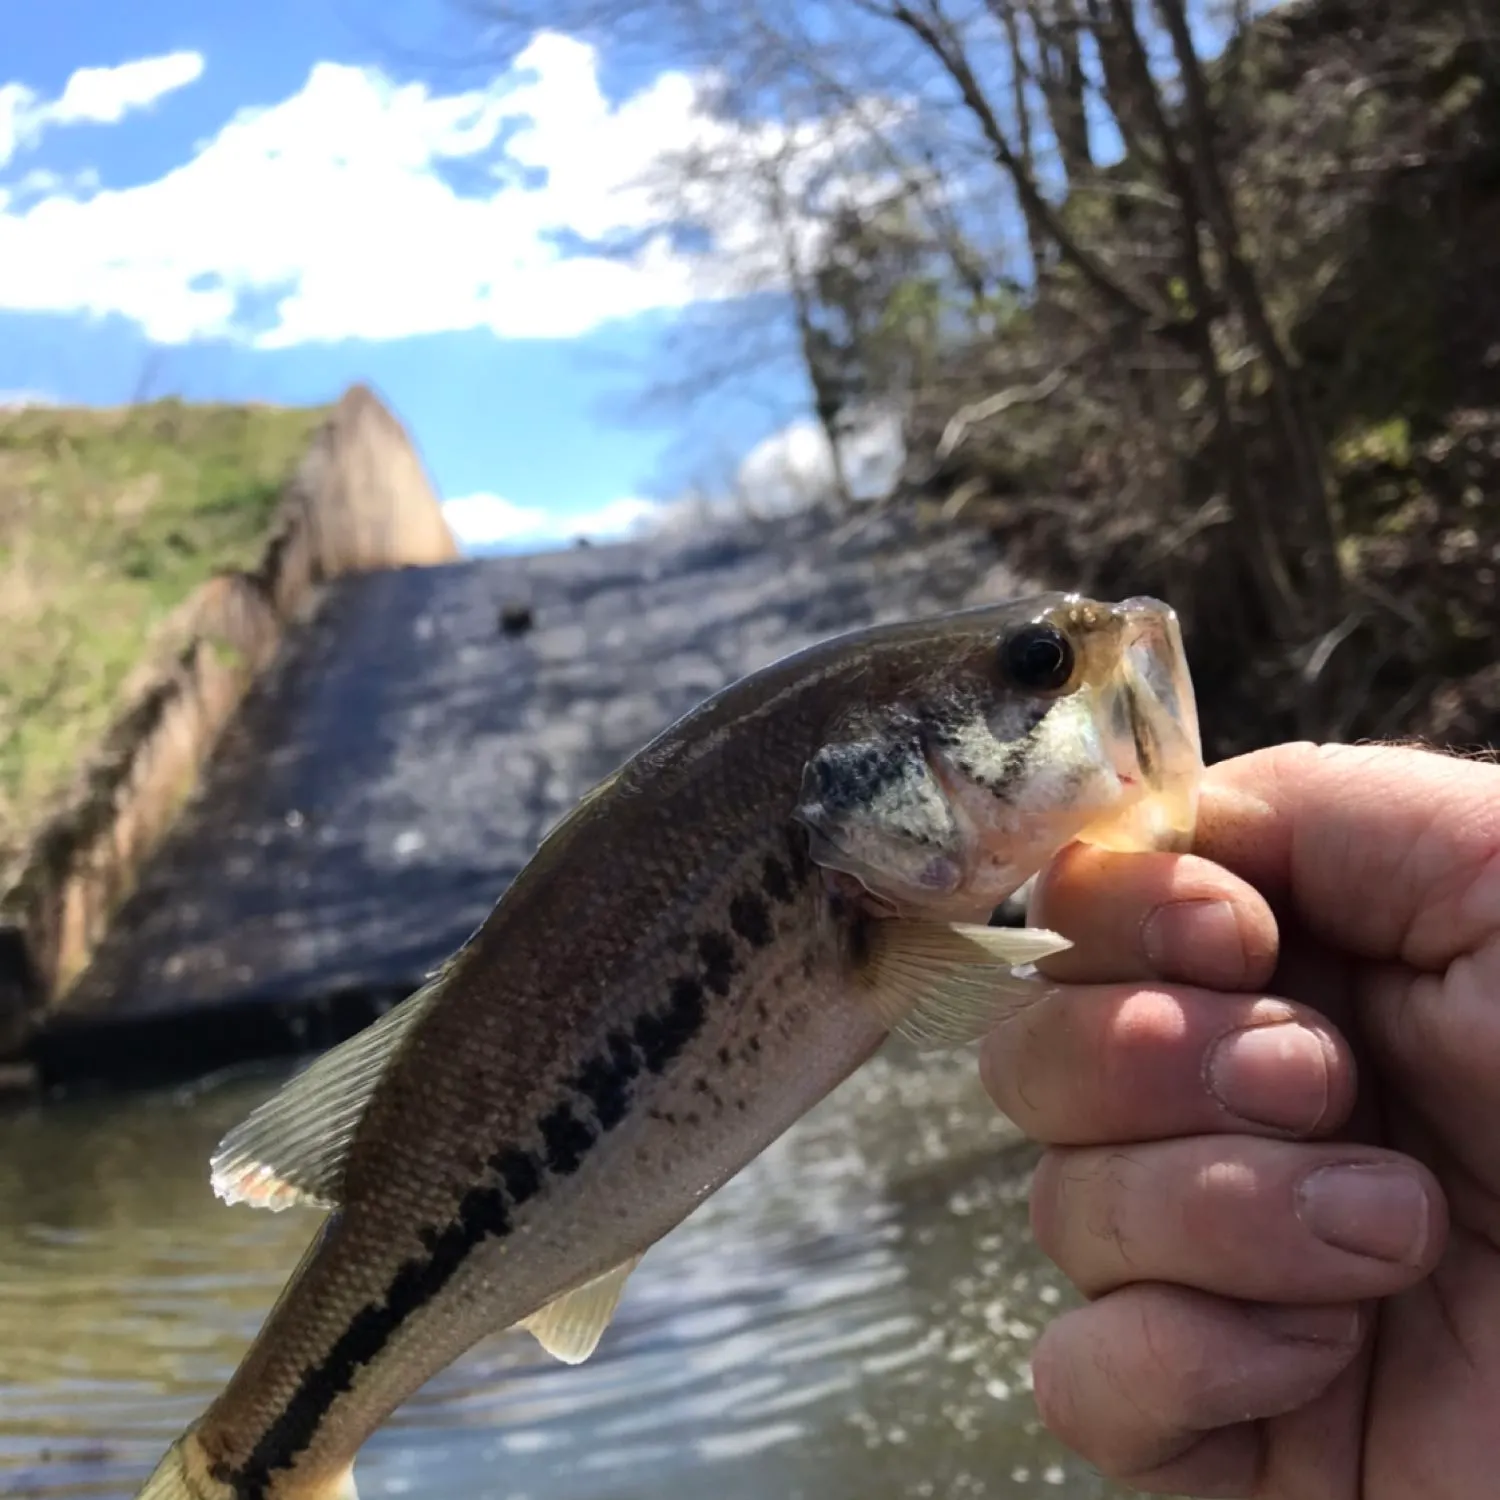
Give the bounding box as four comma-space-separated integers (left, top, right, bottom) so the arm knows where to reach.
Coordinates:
1071, 596, 1204, 855
920, 719, 1123, 917
965, 595, 1203, 865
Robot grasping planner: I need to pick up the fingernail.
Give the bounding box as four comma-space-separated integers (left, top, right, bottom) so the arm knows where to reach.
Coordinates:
1247, 1302, 1363, 1346
1296, 1165, 1432, 1266
1206, 1022, 1332, 1134
1142, 899, 1245, 986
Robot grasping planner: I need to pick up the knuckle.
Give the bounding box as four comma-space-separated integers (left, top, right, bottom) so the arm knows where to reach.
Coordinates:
1030, 1147, 1146, 1294
980, 997, 1059, 1124
1027, 1150, 1067, 1256
1120, 1294, 1253, 1447
1084, 1152, 1139, 1262
1094, 991, 1162, 1106
1032, 1303, 1180, 1481
1029, 1325, 1087, 1448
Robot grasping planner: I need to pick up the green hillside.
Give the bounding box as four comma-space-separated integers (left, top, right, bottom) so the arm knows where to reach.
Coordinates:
0, 399, 329, 868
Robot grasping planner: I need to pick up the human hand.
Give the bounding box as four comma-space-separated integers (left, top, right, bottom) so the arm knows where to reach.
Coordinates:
981, 742, 1500, 1497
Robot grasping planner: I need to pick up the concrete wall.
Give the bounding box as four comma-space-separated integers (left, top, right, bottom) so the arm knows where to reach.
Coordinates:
0, 385, 458, 1053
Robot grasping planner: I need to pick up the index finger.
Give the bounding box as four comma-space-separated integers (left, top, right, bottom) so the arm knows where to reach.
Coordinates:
1194, 742, 1500, 972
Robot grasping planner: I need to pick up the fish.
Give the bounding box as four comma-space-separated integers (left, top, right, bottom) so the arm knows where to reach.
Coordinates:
133, 591, 1202, 1500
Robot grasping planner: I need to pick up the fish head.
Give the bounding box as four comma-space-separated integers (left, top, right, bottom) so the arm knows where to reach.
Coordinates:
794, 593, 1203, 921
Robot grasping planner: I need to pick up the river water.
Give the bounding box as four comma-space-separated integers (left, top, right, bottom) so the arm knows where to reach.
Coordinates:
0, 1051, 1144, 1500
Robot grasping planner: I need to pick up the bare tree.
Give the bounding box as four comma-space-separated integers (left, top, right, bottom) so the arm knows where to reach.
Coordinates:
1153, 0, 1347, 607
466, 0, 1410, 711
625, 95, 916, 510
764, 158, 858, 509
1031, 0, 1094, 184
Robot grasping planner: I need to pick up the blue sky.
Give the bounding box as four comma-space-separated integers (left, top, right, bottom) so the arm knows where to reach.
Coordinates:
0, 0, 850, 550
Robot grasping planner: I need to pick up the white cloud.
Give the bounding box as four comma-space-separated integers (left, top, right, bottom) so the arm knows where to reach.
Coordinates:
733, 407, 905, 512
0, 86, 30, 170
0, 32, 901, 347
50, 52, 205, 127
444, 405, 904, 553
0, 388, 58, 409
442, 491, 658, 549
0, 51, 203, 168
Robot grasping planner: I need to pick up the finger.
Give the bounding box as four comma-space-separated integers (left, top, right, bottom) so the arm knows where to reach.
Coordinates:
1031, 1284, 1366, 1492
1128, 1349, 1371, 1500
1359, 952, 1500, 1202
1196, 742, 1500, 971
1031, 1137, 1447, 1302
980, 984, 1354, 1145
1028, 844, 1279, 990
1199, 742, 1500, 1194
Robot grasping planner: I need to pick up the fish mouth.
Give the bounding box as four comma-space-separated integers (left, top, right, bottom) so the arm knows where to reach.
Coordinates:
1118, 597, 1201, 764
1079, 598, 1204, 853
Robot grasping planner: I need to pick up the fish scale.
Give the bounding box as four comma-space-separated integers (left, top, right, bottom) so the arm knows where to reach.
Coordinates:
134, 593, 1203, 1500
196, 811, 863, 1496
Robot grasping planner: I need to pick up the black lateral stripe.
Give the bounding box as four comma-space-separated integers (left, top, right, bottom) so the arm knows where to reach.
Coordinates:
729, 891, 773, 948
539, 1101, 596, 1175
231, 1166, 527, 1500
230, 934, 724, 1496
761, 853, 794, 904
697, 930, 738, 995
493, 1146, 542, 1203
634, 977, 706, 1072
570, 1029, 638, 1129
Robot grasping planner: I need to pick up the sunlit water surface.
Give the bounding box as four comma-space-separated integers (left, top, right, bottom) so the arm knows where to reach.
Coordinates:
1, 1052, 1143, 1500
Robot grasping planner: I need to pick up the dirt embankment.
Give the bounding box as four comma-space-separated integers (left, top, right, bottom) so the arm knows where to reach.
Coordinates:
0, 385, 458, 1055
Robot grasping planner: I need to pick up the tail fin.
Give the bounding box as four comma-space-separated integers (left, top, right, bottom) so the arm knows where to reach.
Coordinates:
133, 1437, 358, 1500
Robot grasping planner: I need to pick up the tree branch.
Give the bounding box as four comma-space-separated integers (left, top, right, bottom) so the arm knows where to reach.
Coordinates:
935, 361, 1076, 460
884, 0, 1168, 326
1153, 0, 1347, 603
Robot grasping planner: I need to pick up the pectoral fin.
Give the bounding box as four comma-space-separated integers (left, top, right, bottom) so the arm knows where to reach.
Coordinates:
855, 920, 1069, 1049
518, 1255, 644, 1365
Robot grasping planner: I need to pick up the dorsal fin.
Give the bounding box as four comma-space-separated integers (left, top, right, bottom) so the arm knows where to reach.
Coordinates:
208, 961, 451, 1212
518, 1255, 643, 1365
855, 920, 1071, 1050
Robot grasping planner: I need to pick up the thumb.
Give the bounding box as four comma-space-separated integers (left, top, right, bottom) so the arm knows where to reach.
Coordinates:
1192, 742, 1500, 974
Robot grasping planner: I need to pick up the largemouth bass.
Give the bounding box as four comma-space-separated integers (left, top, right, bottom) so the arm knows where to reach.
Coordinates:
135, 592, 1201, 1500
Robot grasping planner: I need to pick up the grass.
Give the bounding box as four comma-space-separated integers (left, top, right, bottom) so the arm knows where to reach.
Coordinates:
0, 398, 330, 869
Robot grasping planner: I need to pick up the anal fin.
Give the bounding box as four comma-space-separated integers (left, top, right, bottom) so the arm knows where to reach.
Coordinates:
518, 1255, 644, 1365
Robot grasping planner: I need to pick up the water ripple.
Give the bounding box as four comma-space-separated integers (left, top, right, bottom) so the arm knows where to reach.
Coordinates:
1, 1054, 1134, 1500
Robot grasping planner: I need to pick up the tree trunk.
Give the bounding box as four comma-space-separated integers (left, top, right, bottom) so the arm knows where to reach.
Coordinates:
1082, 0, 1160, 168
993, 0, 1051, 281
1153, 0, 1347, 607
1106, 0, 1300, 630
890, 2, 1165, 328
1035, 0, 1094, 185
768, 172, 857, 512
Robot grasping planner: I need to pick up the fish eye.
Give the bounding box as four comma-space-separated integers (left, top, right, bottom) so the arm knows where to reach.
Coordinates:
998, 623, 1076, 694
